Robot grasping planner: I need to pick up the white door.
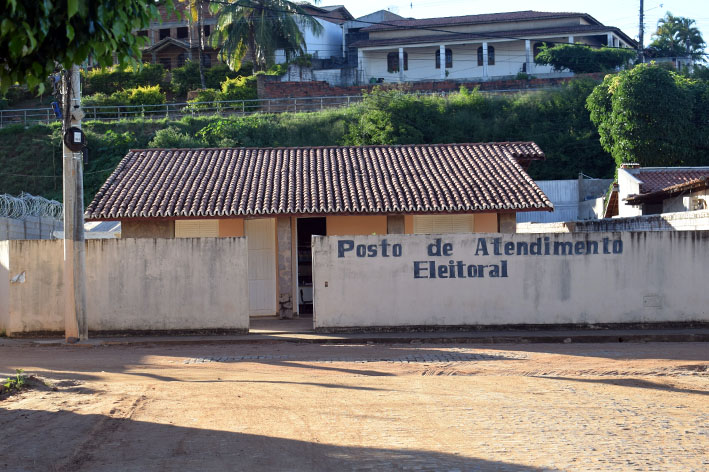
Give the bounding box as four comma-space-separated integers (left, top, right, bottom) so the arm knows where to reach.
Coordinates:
245, 218, 277, 316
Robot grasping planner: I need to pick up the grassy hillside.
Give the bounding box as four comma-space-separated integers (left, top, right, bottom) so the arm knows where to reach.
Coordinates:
0, 80, 615, 206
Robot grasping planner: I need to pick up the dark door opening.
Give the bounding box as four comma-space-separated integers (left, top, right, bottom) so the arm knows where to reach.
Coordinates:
296, 217, 326, 316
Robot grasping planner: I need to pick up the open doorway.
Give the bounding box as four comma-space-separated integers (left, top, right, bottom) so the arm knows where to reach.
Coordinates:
296, 217, 326, 316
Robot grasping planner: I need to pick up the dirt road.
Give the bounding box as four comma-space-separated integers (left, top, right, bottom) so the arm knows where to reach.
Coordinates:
1, 342, 707, 471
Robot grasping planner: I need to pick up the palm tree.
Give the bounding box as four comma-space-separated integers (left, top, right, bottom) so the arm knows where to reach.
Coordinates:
649, 13, 706, 61
210, 0, 323, 72
182, 0, 208, 89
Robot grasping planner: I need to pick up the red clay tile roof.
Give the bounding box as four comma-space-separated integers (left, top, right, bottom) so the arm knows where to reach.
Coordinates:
626, 176, 709, 205
85, 143, 553, 220
634, 169, 709, 194
362, 11, 600, 32
351, 26, 635, 49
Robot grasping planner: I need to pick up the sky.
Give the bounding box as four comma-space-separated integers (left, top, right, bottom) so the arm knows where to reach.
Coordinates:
338, 0, 708, 50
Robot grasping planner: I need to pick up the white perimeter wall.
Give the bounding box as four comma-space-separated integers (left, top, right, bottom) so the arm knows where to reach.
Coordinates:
0, 241, 8, 333
3, 238, 249, 334
312, 232, 709, 328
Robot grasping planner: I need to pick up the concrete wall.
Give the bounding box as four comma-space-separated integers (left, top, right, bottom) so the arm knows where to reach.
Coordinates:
219, 218, 244, 237
121, 220, 175, 238
617, 169, 643, 217
517, 210, 709, 233
0, 216, 63, 240
473, 214, 498, 233
4, 238, 249, 334
312, 232, 709, 329
326, 215, 388, 236
0, 241, 8, 333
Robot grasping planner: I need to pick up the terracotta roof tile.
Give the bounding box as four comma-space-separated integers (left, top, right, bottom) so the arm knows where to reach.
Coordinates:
85, 143, 553, 220
351, 25, 634, 49
361, 11, 597, 31
635, 169, 709, 194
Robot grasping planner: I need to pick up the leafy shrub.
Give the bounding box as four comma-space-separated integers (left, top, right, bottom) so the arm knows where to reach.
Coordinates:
126, 85, 166, 105
185, 88, 221, 112
82, 86, 165, 118
2, 369, 26, 393
83, 86, 165, 107
83, 64, 167, 95
535, 44, 636, 74
148, 127, 205, 148
171, 61, 241, 96
220, 76, 257, 101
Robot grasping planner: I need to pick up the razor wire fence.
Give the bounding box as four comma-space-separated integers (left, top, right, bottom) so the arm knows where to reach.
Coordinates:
0, 192, 63, 220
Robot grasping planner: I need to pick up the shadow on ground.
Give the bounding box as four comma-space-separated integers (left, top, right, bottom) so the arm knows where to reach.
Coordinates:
534, 376, 709, 396
0, 408, 557, 472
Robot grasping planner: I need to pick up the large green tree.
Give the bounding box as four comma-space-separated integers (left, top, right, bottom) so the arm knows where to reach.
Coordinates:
534, 43, 636, 74
586, 64, 709, 167
211, 0, 322, 71
648, 12, 706, 61
0, 0, 174, 94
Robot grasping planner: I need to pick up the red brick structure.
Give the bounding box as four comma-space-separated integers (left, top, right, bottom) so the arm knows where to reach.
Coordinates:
257, 74, 605, 99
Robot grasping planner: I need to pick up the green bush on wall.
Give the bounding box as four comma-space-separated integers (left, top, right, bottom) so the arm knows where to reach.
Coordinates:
83, 64, 167, 95
170, 61, 246, 96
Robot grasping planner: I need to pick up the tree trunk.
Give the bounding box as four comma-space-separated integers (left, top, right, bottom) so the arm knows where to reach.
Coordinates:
197, 0, 206, 89
248, 23, 260, 71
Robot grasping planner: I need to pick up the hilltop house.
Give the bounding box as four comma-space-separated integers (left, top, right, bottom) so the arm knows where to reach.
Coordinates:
616, 166, 709, 217
85, 143, 552, 318
138, 2, 352, 71
350, 10, 636, 83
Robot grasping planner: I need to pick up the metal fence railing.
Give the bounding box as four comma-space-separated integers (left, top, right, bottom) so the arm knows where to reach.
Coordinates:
0, 95, 366, 128
0, 87, 558, 128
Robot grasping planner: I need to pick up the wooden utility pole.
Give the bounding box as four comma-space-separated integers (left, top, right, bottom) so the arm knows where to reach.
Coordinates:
638, 0, 645, 62
62, 64, 88, 342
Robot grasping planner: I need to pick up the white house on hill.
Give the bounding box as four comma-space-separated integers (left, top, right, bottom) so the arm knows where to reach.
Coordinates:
350, 10, 636, 83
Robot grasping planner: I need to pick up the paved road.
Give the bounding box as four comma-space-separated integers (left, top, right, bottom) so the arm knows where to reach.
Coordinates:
1, 342, 707, 471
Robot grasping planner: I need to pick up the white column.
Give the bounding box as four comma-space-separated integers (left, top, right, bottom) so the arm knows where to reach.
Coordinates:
357, 49, 364, 84
440, 45, 446, 79
482, 42, 489, 79
525, 39, 532, 73
398, 47, 404, 82
607, 33, 614, 47
568, 36, 574, 44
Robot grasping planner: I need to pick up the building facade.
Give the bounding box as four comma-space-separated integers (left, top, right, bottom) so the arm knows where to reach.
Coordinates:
618, 166, 709, 216
350, 11, 636, 83
86, 143, 552, 318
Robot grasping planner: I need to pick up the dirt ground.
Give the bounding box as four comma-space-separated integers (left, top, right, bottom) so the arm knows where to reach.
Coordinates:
0, 341, 707, 471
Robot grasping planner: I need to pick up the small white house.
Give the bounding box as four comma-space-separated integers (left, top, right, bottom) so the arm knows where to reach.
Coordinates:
350, 10, 636, 83
617, 166, 709, 217
274, 4, 354, 63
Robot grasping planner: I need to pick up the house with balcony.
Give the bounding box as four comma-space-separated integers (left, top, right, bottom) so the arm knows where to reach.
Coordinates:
349, 10, 636, 83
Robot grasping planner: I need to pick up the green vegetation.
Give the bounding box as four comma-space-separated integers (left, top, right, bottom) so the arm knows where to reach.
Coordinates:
83, 86, 166, 109
0, 0, 174, 94
185, 76, 258, 110
648, 13, 706, 61
83, 64, 168, 95
534, 44, 636, 74
211, 0, 322, 72
2, 369, 27, 393
587, 64, 709, 167
1, 79, 618, 204
171, 62, 247, 96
